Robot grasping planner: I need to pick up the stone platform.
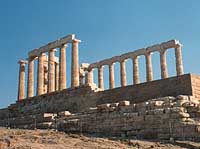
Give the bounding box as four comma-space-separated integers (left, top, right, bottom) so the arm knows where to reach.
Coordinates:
0, 74, 200, 117
0, 74, 200, 139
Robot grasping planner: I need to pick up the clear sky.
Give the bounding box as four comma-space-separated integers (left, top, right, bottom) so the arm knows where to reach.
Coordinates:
0, 0, 200, 108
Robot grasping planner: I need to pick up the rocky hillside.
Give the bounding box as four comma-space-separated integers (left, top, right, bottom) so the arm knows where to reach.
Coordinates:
0, 128, 199, 149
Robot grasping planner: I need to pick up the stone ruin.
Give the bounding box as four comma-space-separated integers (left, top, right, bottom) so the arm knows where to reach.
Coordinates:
0, 34, 200, 141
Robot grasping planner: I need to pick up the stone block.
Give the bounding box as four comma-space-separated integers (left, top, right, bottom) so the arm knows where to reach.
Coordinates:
176, 95, 189, 100
97, 104, 111, 110
43, 113, 57, 118
119, 101, 130, 106
58, 111, 71, 117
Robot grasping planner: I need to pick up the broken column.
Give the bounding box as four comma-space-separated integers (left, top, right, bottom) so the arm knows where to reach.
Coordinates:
120, 60, 127, 87
18, 60, 27, 101
145, 52, 153, 82
27, 57, 34, 98
175, 44, 184, 76
71, 39, 81, 88
59, 44, 67, 90
87, 68, 94, 85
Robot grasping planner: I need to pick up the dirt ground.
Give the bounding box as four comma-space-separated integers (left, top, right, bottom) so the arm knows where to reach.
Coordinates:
0, 128, 199, 149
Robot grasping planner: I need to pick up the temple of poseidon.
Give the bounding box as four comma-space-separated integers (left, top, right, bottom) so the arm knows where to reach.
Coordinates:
1, 34, 200, 141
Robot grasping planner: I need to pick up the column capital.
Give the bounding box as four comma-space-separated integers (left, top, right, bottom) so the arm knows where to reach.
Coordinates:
59, 43, 68, 48
39, 52, 46, 57
119, 58, 127, 63
18, 60, 28, 65
175, 43, 183, 48
131, 55, 140, 59
49, 48, 57, 52
145, 51, 153, 56
72, 39, 81, 43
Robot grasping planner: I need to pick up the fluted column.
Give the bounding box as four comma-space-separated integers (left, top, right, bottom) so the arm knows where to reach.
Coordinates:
160, 49, 168, 79
18, 60, 27, 101
109, 63, 115, 89
37, 53, 45, 95
71, 39, 81, 88
59, 44, 67, 90
145, 52, 153, 82
55, 63, 59, 91
98, 66, 104, 89
27, 57, 34, 98
120, 60, 127, 87
132, 56, 140, 84
48, 49, 56, 92
175, 44, 184, 76
87, 69, 94, 85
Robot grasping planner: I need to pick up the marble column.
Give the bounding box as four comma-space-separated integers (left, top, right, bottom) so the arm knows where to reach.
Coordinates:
55, 63, 59, 91
59, 44, 67, 90
145, 52, 153, 82
18, 60, 27, 101
120, 60, 127, 87
48, 49, 56, 93
175, 44, 184, 76
160, 49, 168, 79
109, 63, 115, 89
87, 69, 94, 85
71, 39, 81, 88
27, 57, 34, 98
132, 56, 140, 84
37, 53, 45, 95
98, 66, 104, 89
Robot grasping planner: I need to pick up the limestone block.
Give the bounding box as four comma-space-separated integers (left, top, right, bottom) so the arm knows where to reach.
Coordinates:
110, 103, 119, 108
187, 106, 200, 113
174, 100, 189, 107
97, 104, 111, 110
43, 113, 57, 118
171, 107, 186, 113
58, 111, 71, 117
119, 101, 130, 106
176, 95, 189, 101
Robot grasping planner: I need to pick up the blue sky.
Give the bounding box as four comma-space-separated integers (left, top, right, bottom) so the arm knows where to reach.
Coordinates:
0, 0, 200, 108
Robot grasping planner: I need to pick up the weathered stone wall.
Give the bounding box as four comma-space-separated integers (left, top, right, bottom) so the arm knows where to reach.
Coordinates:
1, 74, 198, 118
95, 74, 194, 105
58, 95, 200, 141
1, 74, 200, 130
191, 74, 200, 98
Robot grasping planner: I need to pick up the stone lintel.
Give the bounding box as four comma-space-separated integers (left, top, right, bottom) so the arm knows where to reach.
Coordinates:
28, 34, 75, 57
146, 44, 161, 53
86, 39, 182, 72
161, 39, 181, 49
